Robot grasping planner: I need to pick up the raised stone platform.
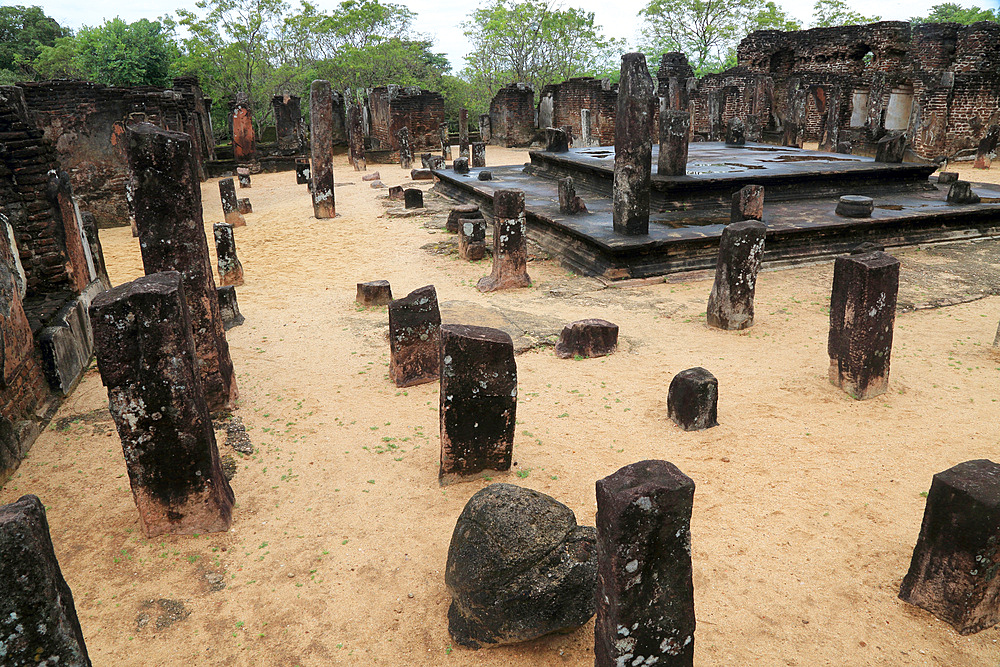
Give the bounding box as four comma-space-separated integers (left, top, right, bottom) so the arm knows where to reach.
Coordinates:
433, 143, 1000, 279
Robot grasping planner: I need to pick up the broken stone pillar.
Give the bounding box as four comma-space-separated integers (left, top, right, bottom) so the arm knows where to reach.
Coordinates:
558, 177, 587, 214
388, 185, 405, 200
397, 126, 413, 169
479, 113, 491, 143
478, 171, 493, 181
725, 117, 746, 147
580, 109, 592, 147
217, 285, 244, 330
411, 168, 433, 180
471, 142, 486, 168
272, 93, 303, 152
595, 460, 696, 667
899, 459, 1000, 634
237, 198, 252, 215
295, 158, 310, 184
938, 171, 959, 184
91, 271, 235, 536
454, 157, 470, 175
388, 285, 441, 387
447, 204, 481, 233
0, 494, 92, 666
730, 184, 764, 223
439, 324, 516, 483
428, 155, 445, 170
236, 167, 251, 188
356, 280, 393, 306
545, 127, 570, 152
658, 107, 690, 177
128, 123, 238, 412
310, 80, 337, 219
835, 195, 874, 218
875, 131, 907, 163
974, 124, 999, 169
404, 188, 423, 209
745, 114, 762, 142
347, 103, 366, 171
706, 221, 766, 330
478, 189, 531, 292
213, 223, 244, 287
828, 251, 900, 400
555, 319, 618, 358
231, 95, 256, 164
613, 53, 656, 236
440, 122, 452, 159
218, 178, 246, 227
421, 152, 433, 168
668, 367, 719, 430
459, 215, 487, 261
459, 109, 470, 158
947, 181, 981, 205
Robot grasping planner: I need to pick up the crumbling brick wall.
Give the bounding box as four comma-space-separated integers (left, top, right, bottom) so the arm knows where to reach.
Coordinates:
489, 83, 536, 147
367, 86, 445, 153
538, 77, 619, 146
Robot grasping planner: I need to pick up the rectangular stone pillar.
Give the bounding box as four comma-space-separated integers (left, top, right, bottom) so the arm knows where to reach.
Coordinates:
439, 324, 516, 484
91, 271, 235, 537
388, 285, 441, 387
477, 189, 531, 292
459, 109, 470, 158
271, 93, 303, 152
613, 53, 656, 235
397, 126, 413, 169
440, 122, 452, 159
479, 113, 491, 143
658, 106, 690, 177
471, 141, 486, 168
310, 80, 336, 218
214, 222, 244, 287
596, 460, 696, 667
828, 251, 900, 400
731, 184, 764, 223
231, 96, 256, 164
580, 109, 592, 147
347, 103, 366, 171
707, 220, 766, 330
219, 177, 245, 227
128, 122, 238, 412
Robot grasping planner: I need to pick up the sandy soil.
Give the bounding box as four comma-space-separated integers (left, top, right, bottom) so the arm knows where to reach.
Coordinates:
3, 146, 1000, 666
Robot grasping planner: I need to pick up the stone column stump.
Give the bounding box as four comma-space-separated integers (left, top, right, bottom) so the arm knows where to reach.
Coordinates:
555, 319, 618, 358
938, 171, 958, 184
217, 285, 245, 330
237, 198, 252, 215
404, 188, 424, 209
459, 215, 488, 261
658, 108, 691, 176
730, 184, 764, 223
309, 80, 337, 218
295, 158, 310, 184
668, 367, 719, 430
447, 204, 481, 233
613, 53, 656, 236
213, 223, 244, 287
558, 177, 587, 214
478, 189, 531, 292
706, 220, 766, 330
236, 167, 251, 188
388, 285, 441, 387
835, 195, 874, 218
471, 141, 487, 168
545, 127, 570, 152
356, 280, 393, 306
948, 181, 981, 205
219, 178, 246, 227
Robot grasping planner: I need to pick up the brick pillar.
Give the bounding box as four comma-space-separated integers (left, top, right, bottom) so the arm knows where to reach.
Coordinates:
310, 80, 336, 219
613, 53, 656, 235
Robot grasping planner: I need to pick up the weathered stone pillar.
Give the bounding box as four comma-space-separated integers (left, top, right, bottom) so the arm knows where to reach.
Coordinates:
213, 223, 244, 287
899, 459, 1000, 634
404, 188, 424, 209
440, 122, 452, 159
0, 494, 92, 666
558, 177, 587, 214
947, 181, 981, 204
459, 215, 487, 261
454, 157, 470, 175
309, 80, 336, 218
613, 53, 656, 236
356, 280, 392, 306
271, 93, 303, 152
217, 285, 244, 330
668, 367, 719, 430
730, 184, 764, 223
471, 142, 486, 168
397, 126, 413, 169
91, 271, 235, 536
595, 460, 696, 667
478, 189, 531, 292
707, 220, 766, 330
479, 113, 491, 143
828, 251, 900, 400
725, 117, 746, 146
128, 123, 238, 412
875, 131, 907, 163
555, 319, 618, 358
439, 324, 516, 483
231, 95, 256, 164
545, 127, 570, 152
658, 107, 690, 177
459, 109, 470, 158
218, 177, 245, 227
580, 109, 592, 147
347, 103, 366, 170
388, 285, 441, 387
236, 167, 251, 188
446, 204, 481, 233
295, 158, 310, 185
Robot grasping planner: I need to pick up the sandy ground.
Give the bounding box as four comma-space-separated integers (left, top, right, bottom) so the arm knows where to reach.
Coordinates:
3, 146, 1000, 666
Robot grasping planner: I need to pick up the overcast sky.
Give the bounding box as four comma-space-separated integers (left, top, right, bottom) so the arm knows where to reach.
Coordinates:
21, 0, 1000, 74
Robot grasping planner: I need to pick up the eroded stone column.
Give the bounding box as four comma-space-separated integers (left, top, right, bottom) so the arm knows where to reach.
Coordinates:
347, 104, 366, 171
459, 109, 470, 158
439, 324, 516, 483
0, 494, 92, 666
974, 124, 999, 169
231, 95, 256, 164
948, 181, 981, 204
295, 158, 310, 185
730, 184, 764, 223
595, 460, 696, 667
397, 127, 413, 169
668, 367, 719, 430
658, 107, 690, 177
236, 167, 251, 188
458, 215, 487, 261
219, 178, 246, 227
217, 285, 244, 330
707, 220, 766, 330
558, 177, 587, 214
214, 222, 244, 287
479, 113, 491, 143
388, 285, 441, 387
725, 117, 746, 146
471, 142, 486, 168
129, 123, 238, 412
91, 271, 235, 536
828, 251, 900, 400
613, 53, 656, 236
580, 109, 592, 147
555, 319, 618, 358
545, 127, 570, 152
440, 122, 452, 159
310, 80, 336, 218
478, 189, 531, 292
356, 280, 392, 306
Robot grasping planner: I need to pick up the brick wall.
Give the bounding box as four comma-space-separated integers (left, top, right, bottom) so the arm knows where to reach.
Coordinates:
539, 77, 619, 146
368, 86, 445, 153
489, 83, 536, 147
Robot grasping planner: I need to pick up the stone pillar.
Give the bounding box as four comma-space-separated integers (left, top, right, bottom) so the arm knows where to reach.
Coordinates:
658, 107, 690, 177
404, 188, 424, 209
446, 204, 481, 233
439, 324, 517, 483
91, 271, 235, 536
0, 494, 92, 666
707, 221, 766, 330
217, 285, 244, 330
730, 184, 764, 223
555, 319, 618, 358
595, 460, 696, 667
397, 126, 413, 169
668, 367, 719, 430
310, 80, 336, 218
725, 117, 746, 146
347, 103, 366, 171
875, 131, 907, 163
238, 198, 252, 214
213, 222, 244, 287
899, 459, 1000, 634
236, 167, 251, 188
388, 285, 441, 387
471, 142, 486, 168
356, 280, 392, 306
271, 93, 303, 152
219, 178, 246, 227
580, 109, 592, 147
478, 189, 531, 292
835, 195, 874, 218
128, 123, 238, 412
231, 95, 256, 164
459, 109, 470, 158
454, 157, 470, 175
479, 113, 491, 143
947, 181, 981, 204
558, 177, 587, 214
440, 122, 452, 159
295, 158, 310, 185
545, 127, 570, 152
613, 53, 656, 236
458, 215, 487, 261
828, 251, 900, 400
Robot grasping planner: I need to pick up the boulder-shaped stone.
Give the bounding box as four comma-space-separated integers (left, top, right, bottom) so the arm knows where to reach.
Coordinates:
658, 108, 690, 177
613, 53, 656, 236
937, 171, 958, 184
295, 158, 310, 184
478, 189, 531, 292
217, 285, 244, 330
835, 195, 874, 218
361, 171, 381, 182
668, 367, 718, 430
899, 459, 1000, 635
706, 220, 766, 330
477, 170, 493, 181
471, 141, 487, 168
545, 127, 569, 152
388, 285, 441, 387
558, 177, 588, 215
446, 484, 597, 648
218, 178, 246, 227
411, 168, 433, 181
459, 216, 487, 261
356, 280, 393, 307
454, 157, 470, 175
446, 204, 481, 233
725, 117, 746, 147
370, 180, 385, 189
555, 319, 618, 358
0, 494, 92, 666
947, 181, 981, 205
439, 324, 516, 482
237, 198, 252, 215
730, 184, 764, 223
828, 251, 899, 400
404, 188, 424, 209
875, 131, 907, 163
595, 460, 696, 667
213, 222, 244, 287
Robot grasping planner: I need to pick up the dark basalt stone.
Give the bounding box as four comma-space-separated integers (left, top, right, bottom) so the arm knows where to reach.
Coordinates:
213, 223, 244, 287
706, 220, 766, 330
309, 80, 336, 218
725, 117, 746, 147
658, 108, 690, 177
356, 280, 393, 307
478, 189, 531, 292
216, 285, 244, 330
730, 184, 764, 223
471, 141, 486, 168
446, 484, 597, 648
899, 459, 1000, 635
667, 367, 719, 430
545, 127, 570, 152
613, 53, 656, 236
555, 319, 618, 358
947, 181, 981, 205
404, 188, 424, 209
218, 178, 245, 227
595, 460, 696, 667
558, 177, 588, 214
835, 195, 874, 218
388, 285, 441, 387
454, 157, 470, 175
875, 130, 907, 163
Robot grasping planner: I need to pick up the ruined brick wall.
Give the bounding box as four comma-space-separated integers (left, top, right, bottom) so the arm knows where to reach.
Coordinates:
489, 83, 536, 147
690, 69, 776, 140
538, 77, 619, 146
368, 86, 445, 153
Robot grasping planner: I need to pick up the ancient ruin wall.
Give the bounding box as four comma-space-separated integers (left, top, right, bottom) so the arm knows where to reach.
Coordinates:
368, 86, 445, 153
489, 83, 536, 147
538, 77, 618, 146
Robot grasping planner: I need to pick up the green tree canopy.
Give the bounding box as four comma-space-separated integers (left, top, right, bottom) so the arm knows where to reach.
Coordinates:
810, 0, 880, 27
0, 5, 67, 81
74, 18, 177, 87
911, 2, 998, 23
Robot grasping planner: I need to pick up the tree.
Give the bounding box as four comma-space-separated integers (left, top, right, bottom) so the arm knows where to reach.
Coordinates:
811, 0, 880, 27
73, 19, 177, 87
32, 36, 85, 80
911, 2, 998, 23
639, 0, 800, 74
0, 5, 67, 81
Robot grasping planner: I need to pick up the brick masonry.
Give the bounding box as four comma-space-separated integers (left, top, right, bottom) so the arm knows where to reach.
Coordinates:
489, 83, 536, 147
368, 86, 445, 154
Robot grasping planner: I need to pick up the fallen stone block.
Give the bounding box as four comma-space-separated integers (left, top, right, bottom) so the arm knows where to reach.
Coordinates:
356, 280, 393, 307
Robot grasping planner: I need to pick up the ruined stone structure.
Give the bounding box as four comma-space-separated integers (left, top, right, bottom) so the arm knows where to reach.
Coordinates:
388, 285, 441, 387
489, 83, 536, 147
271, 94, 304, 153
310, 80, 337, 219
367, 86, 445, 156
230, 93, 256, 164
538, 77, 619, 147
